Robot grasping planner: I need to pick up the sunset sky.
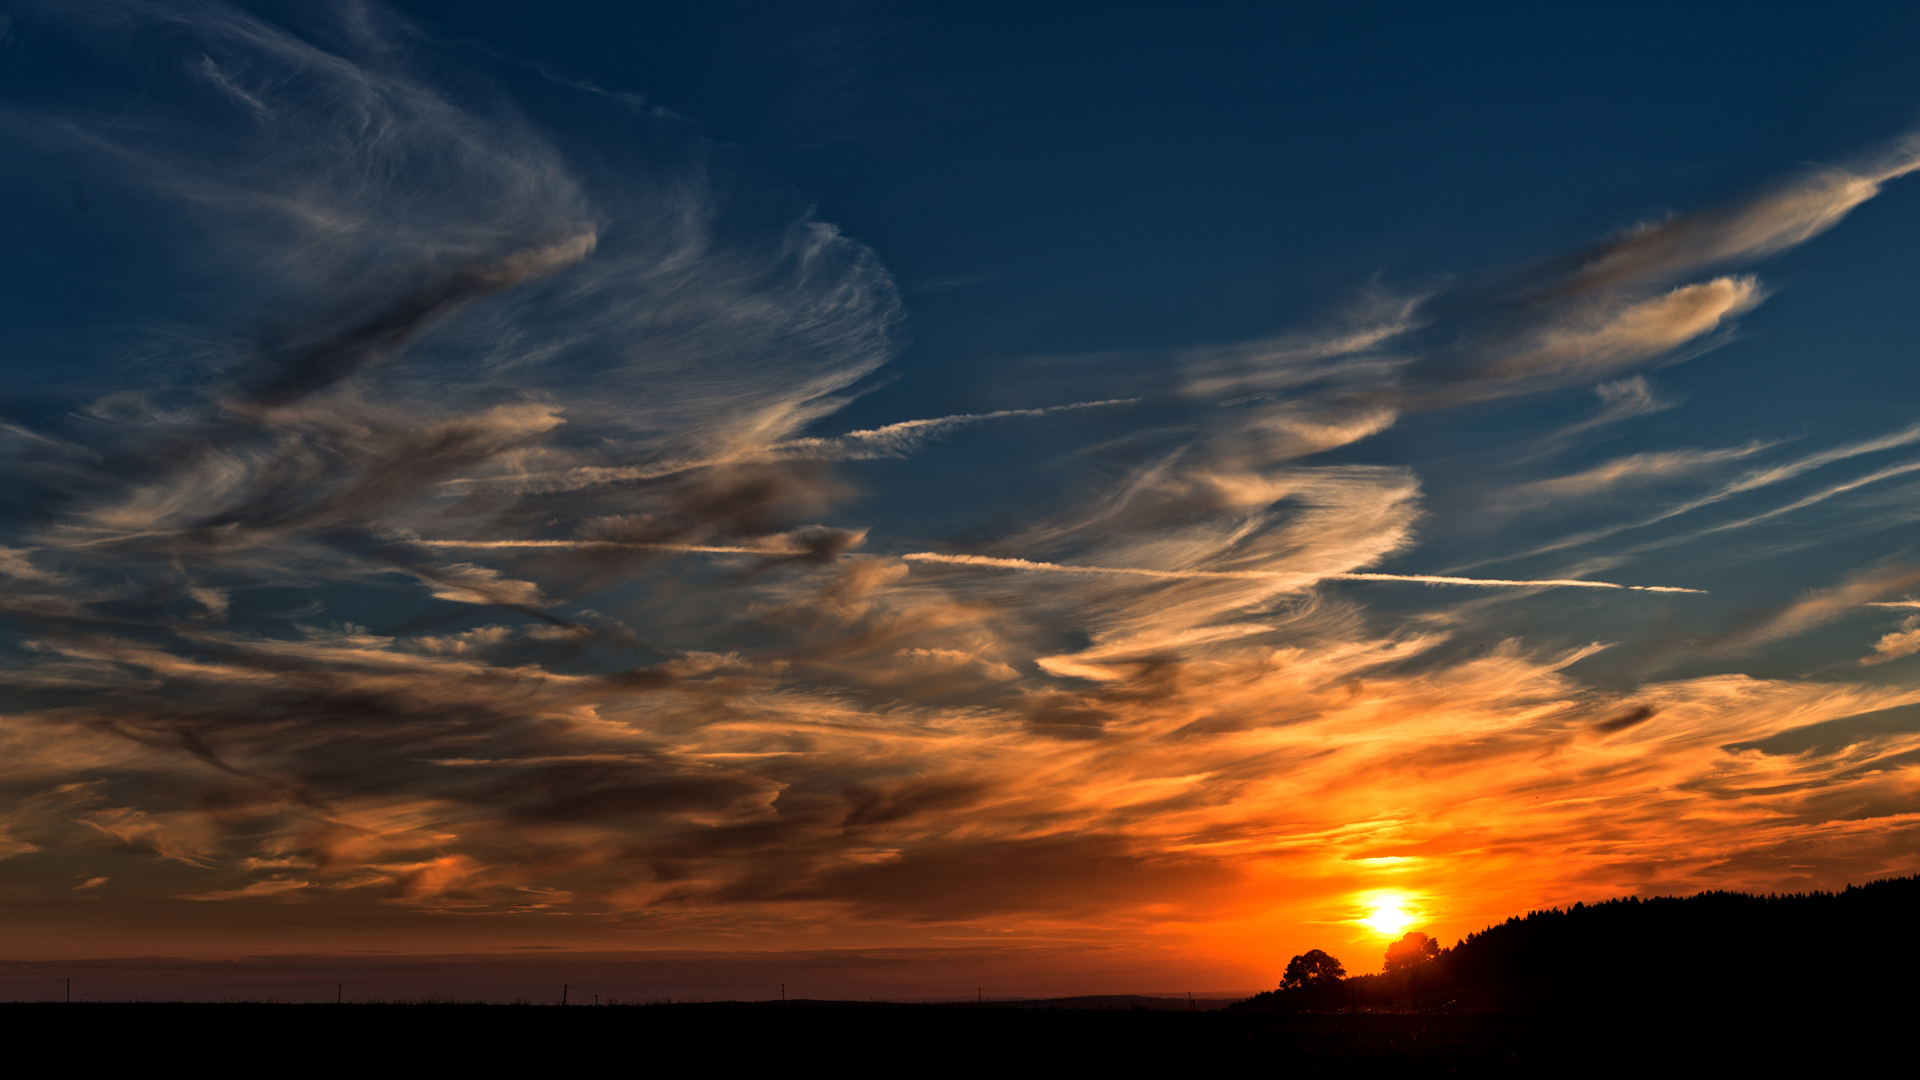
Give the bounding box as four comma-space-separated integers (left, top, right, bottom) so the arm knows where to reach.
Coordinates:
7, 0, 1920, 999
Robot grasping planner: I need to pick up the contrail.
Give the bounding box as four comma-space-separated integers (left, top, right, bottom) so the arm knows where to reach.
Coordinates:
412, 540, 800, 555
447, 397, 1142, 494
413, 540, 1705, 593
787, 398, 1141, 451
1693, 457, 1920, 537
1455, 419, 1920, 570
897, 552, 1705, 593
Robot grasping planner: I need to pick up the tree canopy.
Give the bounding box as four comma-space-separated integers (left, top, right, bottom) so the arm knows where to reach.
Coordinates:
1233, 877, 1920, 1015
1280, 949, 1347, 989
1384, 931, 1441, 973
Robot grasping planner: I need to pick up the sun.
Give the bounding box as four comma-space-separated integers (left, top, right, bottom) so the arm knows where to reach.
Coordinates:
1358, 892, 1417, 937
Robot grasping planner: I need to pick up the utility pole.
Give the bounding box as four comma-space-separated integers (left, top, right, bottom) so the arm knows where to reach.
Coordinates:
337, 984, 342, 1005
562, 984, 568, 1006
781, 982, 786, 1003
1189, 991, 1195, 1012
66, 978, 70, 1003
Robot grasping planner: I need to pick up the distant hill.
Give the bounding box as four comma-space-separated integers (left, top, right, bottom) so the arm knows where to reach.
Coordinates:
723, 993, 1242, 1010
969, 994, 1238, 1011
1232, 876, 1920, 1013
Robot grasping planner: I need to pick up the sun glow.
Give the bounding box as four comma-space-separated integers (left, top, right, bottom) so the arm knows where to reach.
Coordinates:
1359, 892, 1417, 936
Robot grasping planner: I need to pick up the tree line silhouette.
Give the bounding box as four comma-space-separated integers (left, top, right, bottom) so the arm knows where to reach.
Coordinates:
1233, 875, 1920, 1012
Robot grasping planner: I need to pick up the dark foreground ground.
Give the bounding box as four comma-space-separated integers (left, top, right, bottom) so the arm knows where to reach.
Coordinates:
0, 1001, 1887, 1075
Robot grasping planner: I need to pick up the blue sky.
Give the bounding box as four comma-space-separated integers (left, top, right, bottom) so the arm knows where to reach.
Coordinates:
6, 0, 1920, 988
376, 0, 1920, 683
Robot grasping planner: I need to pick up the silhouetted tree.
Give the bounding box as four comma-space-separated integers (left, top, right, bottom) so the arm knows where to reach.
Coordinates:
1231, 876, 1920, 1015
1384, 931, 1440, 973
1280, 949, 1347, 989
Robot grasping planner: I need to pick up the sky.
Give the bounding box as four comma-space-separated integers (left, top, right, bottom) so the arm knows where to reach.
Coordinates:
6, 0, 1920, 999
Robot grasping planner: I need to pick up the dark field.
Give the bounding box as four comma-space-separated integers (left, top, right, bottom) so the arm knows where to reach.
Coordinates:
14, 886, 1910, 1073
5, 1002, 1884, 1075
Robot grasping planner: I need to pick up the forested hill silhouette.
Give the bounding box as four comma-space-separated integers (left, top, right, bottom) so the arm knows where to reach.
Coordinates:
1233, 876, 1920, 1013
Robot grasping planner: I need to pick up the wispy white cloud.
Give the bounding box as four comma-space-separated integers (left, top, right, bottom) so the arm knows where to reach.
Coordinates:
1712, 562, 1920, 654
457, 397, 1140, 494
1511, 441, 1773, 501
1561, 134, 1920, 294
1179, 290, 1428, 401
417, 563, 547, 607
1864, 616, 1920, 665
1532, 376, 1678, 451
1473, 277, 1763, 383
1693, 458, 1920, 537
1467, 420, 1920, 567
